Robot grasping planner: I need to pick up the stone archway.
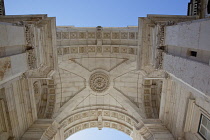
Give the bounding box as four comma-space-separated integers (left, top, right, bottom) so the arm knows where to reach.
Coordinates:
53, 26, 174, 140
60, 109, 138, 139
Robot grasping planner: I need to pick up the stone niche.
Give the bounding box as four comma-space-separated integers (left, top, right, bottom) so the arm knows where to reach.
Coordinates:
35, 79, 56, 119
143, 79, 162, 119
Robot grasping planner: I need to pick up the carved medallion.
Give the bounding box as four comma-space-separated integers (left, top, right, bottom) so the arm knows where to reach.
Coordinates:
89, 72, 110, 93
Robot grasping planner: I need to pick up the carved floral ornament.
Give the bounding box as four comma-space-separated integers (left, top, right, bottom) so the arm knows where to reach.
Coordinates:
27, 49, 37, 69
89, 72, 110, 93
25, 24, 34, 48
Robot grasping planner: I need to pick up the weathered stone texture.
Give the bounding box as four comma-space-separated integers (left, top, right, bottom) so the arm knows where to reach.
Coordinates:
165, 18, 210, 51
163, 53, 210, 97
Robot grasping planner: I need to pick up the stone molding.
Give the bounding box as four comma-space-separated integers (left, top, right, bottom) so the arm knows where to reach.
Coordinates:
27, 49, 37, 70
24, 24, 35, 49
57, 45, 137, 55
60, 109, 138, 139
56, 31, 138, 40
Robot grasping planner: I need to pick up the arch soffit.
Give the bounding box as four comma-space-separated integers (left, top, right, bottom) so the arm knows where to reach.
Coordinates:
54, 87, 145, 123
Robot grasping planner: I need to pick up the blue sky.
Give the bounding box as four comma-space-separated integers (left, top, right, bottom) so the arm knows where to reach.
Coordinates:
5, 0, 190, 27
66, 128, 131, 140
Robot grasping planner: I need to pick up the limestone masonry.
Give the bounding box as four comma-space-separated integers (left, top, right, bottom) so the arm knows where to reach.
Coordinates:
0, 0, 210, 140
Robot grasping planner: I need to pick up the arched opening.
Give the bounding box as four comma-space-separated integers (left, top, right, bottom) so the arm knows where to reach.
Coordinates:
66, 128, 132, 140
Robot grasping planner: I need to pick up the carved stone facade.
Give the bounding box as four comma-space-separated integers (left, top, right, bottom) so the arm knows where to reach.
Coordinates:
1, 1, 210, 140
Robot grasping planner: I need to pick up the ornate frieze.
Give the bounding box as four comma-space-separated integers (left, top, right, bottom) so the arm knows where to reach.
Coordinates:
88, 32, 96, 39
70, 47, 78, 53
121, 47, 128, 53
112, 47, 119, 53
61, 109, 137, 128
62, 109, 135, 139
129, 32, 136, 39
112, 32, 120, 39
78, 32, 86, 39
57, 46, 136, 55
70, 32, 78, 39
155, 21, 176, 69
157, 21, 176, 47
103, 46, 111, 52
79, 46, 86, 53
157, 24, 165, 47
87, 46, 95, 52
155, 48, 164, 69
61, 32, 69, 39
25, 24, 34, 48
103, 32, 111, 39
128, 48, 135, 54
121, 32, 128, 39
56, 31, 138, 40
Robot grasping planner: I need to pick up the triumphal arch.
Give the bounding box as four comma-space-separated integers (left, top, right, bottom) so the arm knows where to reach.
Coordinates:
1, 0, 210, 140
